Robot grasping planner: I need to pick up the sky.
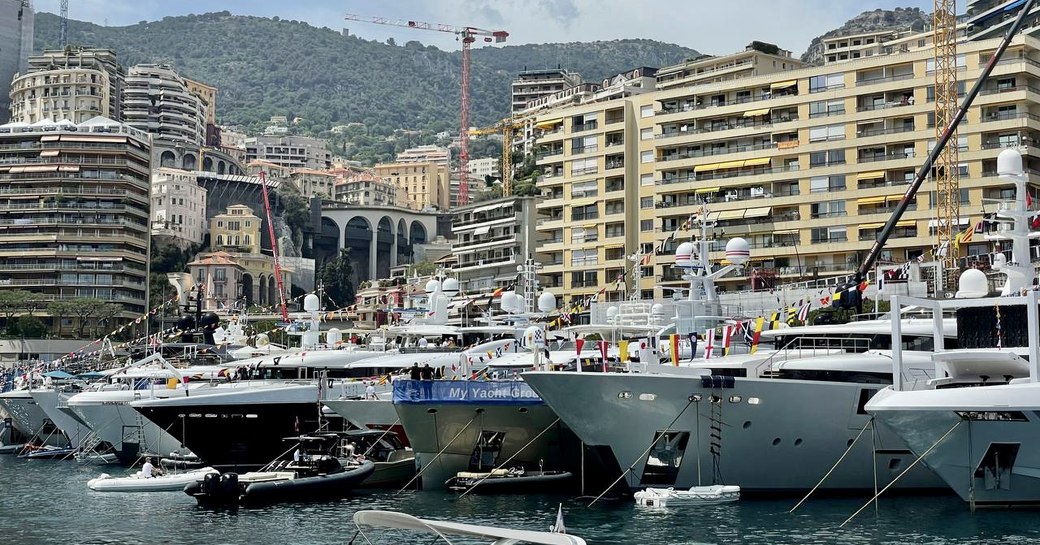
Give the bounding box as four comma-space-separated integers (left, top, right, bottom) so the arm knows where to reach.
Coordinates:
33, 0, 937, 56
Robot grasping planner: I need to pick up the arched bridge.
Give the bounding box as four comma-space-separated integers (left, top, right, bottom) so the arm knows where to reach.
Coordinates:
320, 204, 440, 281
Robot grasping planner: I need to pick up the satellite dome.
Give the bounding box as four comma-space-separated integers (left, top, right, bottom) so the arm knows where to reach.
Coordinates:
725, 238, 751, 265
997, 148, 1024, 177
538, 291, 557, 312
255, 333, 270, 346
606, 306, 619, 320
675, 242, 696, 268
200, 312, 220, 328
326, 328, 342, 345
303, 293, 321, 312
955, 268, 989, 298
424, 279, 440, 294
651, 303, 665, 316
500, 291, 520, 313
992, 252, 1007, 271
523, 325, 543, 350
441, 278, 459, 296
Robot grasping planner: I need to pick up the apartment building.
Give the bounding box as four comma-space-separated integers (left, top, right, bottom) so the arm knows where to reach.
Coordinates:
511, 68, 584, 113
655, 43, 804, 91
534, 34, 1040, 307
334, 170, 399, 206
123, 64, 207, 147
372, 161, 450, 211
288, 168, 335, 200
8, 48, 123, 125
450, 196, 541, 294
151, 167, 208, 247
396, 145, 450, 164
966, 0, 1040, 41
0, 0, 33, 124
0, 116, 151, 325
245, 135, 332, 170
192, 204, 292, 309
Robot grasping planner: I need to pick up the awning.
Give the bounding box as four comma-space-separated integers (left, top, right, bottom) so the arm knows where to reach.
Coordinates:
694, 186, 721, 195
896, 220, 916, 228
744, 108, 770, 117
472, 225, 491, 236
21, 165, 58, 172
716, 209, 744, 221
770, 80, 797, 90
860, 223, 885, 230
743, 207, 771, 218
707, 211, 722, 222
59, 166, 79, 172
535, 118, 562, 130
857, 170, 886, 179
59, 135, 126, 143
856, 196, 886, 205
773, 229, 800, 235
471, 201, 508, 214
886, 194, 907, 203
40, 135, 60, 142
39, 150, 59, 157
717, 160, 745, 169
694, 162, 720, 173
743, 157, 771, 167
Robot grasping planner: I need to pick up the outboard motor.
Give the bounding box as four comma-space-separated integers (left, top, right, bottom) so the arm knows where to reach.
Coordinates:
202, 472, 220, 496
219, 472, 240, 502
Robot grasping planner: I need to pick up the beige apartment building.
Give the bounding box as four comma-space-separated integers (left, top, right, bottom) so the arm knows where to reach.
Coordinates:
534, 34, 1040, 307
372, 161, 450, 211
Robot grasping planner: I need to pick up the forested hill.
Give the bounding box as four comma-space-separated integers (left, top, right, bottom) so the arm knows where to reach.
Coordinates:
33, 11, 698, 138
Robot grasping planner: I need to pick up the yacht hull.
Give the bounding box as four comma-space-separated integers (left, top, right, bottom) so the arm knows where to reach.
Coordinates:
29, 390, 93, 450
522, 371, 946, 494
69, 393, 186, 463
869, 385, 1040, 505
0, 390, 65, 446
393, 380, 585, 490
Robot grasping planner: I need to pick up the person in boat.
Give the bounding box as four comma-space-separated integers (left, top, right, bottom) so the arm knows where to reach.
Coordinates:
142, 457, 162, 478
365, 381, 376, 400
418, 337, 429, 349
420, 364, 434, 398
409, 363, 421, 381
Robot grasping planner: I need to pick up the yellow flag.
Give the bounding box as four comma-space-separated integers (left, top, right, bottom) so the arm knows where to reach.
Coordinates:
618, 340, 629, 363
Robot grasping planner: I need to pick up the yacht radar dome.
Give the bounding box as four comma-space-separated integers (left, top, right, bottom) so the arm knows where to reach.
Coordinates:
327, 328, 342, 345
998, 148, 1025, 177
606, 306, 619, 322
955, 268, 989, 298
538, 291, 557, 312
303, 294, 321, 312
255, 333, 270, 346
675, 241, 696, 268
651, 303, 665, 317
500, 291, 521, 313
725, 238, 751, 265
992, 252, 1007, 271
424, 279, 440, 294
441, 278, 459, 297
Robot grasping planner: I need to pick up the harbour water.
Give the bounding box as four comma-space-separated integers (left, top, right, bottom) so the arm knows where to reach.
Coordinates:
2, 454, 1039, 544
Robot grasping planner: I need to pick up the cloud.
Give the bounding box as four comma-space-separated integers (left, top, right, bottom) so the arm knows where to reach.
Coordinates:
538, 0, 580, 26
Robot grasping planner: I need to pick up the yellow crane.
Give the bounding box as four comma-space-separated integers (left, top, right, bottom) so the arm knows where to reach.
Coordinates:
470, 117, 519, 196
934, 0, 959, 275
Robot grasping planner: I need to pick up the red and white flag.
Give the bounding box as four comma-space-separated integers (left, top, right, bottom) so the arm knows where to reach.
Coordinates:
703, 329, 715, 360
722, 325, 733, 356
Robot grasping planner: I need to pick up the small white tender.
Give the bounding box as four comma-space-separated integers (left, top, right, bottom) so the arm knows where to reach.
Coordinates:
634, 484, 741, 507
87, 467, 218, 492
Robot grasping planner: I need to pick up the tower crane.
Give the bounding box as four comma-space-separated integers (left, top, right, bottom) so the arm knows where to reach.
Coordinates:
470, 117, 519, 196
60, 0, 68, 47
933, 0, 959, 283
345, 14, 508, 206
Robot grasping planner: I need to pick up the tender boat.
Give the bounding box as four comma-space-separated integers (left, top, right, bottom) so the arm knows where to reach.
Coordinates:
88, 467, 218, 492
337, 429, 415, 488
351, 509, 587, 545
184, 435, 375, 507
634, 485, 741, 507
446, 467, 574, 494
17, 444, 77, 460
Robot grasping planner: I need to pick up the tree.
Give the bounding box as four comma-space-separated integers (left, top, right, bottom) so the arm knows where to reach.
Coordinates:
66, 298, 113, 338
319, 248, 356, 309
8, 316, 46, 338
47, 299, 76, 338
0, 290, 33, 324
409, 261, 437, 277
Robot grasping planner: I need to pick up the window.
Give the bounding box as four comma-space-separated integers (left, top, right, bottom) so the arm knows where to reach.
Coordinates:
570, 158, 598, 176
640, 197, 654, 209
571, 180, 598, 198
809, 149, 845, 166
640, 219, 654, 231
809, 124, 845, 142
809, 73, 844, 93
926, 54, 966, 72
640, 105, 654, 118
570, 269, 598, 287
641, 127, 653, 140
927, 136, 969, 153
811, 226, 847, 243
809, 99, 844, 118
571, 204, 598, 221
641, 173, 655, 186
810, 200, 846, 218
570, 251, 598, 268
809, 175, 846, 193
641, 151, 654, 164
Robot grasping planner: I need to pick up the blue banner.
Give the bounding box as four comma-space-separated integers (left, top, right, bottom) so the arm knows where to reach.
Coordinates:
392, 379, 544, 406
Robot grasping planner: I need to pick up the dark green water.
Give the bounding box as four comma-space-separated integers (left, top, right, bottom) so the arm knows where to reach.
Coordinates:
2, 454, 1039, 544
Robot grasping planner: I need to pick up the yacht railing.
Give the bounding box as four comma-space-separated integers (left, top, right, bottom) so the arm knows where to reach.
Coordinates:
753, 335, 873, 378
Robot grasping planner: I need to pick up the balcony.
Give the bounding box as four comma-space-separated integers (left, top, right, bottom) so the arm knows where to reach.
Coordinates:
855, 100, 913, 113
854, 72, 915, 86
573, 121, 598, 133
858, 151, 916, 163
856, 125, 915, 138
659, 141, 775, 162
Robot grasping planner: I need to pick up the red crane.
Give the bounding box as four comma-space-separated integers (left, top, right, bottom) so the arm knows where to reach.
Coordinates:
258, 171, 290, 323
345, 14, 508, 206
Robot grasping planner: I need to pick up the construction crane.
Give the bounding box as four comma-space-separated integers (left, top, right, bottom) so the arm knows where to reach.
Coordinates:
258, 172, 290, 323
933, 0, 959, 283
852, 0, 1037, 299
470, 117, 518, 196
344, 13, 508, 206
59, 0, 68, 47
